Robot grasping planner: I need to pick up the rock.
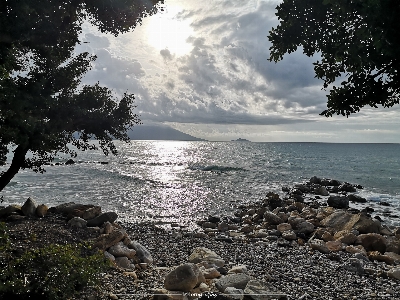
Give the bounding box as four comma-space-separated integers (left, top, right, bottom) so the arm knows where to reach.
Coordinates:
68, 217, 87, 228
86, 211, 118, 227
108, 242, 136, 259
115, 257, 133, 269
244, 280, 288, 300
164, 263, 205, 292
93, 229, 127, 250
321, 211, 381, 234
35, 204, 48, 217
277, 223, 292, 233
208, 215, 221, 223
104, 221, 114, 234
329, 179, 341, 186
128, 241, 153, 264
333, 230, 357, 245
227, 265, 248, 274
201, 267, 221, 279
309, 239, 330, 254
388, 267, 400, 280
345, 245, 367, 256
82, 206, 102, 220
203, 222, 217, 229
21, 197, 37, 216
218, 221, 229, 232
224, 287, 244, 300
263, 211, 283, 225
326, 240, 343, 252
348, 194, 367, 203
385, 236, 400, 254
108, 293, 118, 300
240, 225, 254, 234
296, 221, 315, 235
321, 231, 335, 242
384, 252, 400, 264
65, 159, 75, 165
104, 251, 115, 261
310, 176, 321, 184
355, 233, 387, 253
282, 230, 297, 241
0, 204, 22, 217
315, 186, 329, 196
316, 207, 335, 221
215, 273, 252, 292
339, 183, 357, 192
188, 247, 225, 267
344, 258, 364, 275
254, 230, 269, 238
327, 196, 349, 209
367, 251, 395, 264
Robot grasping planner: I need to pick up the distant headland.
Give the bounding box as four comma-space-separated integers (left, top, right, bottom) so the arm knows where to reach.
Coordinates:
231, 138, 251, 142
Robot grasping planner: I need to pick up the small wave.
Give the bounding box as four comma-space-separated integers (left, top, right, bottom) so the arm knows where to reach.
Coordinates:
188, 164, 246, 172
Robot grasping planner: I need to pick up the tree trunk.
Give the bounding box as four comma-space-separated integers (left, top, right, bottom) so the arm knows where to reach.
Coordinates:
0, 145, 29, 192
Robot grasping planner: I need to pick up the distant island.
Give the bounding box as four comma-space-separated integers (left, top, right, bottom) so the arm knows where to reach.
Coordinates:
127, 124, 207, 141
231, 138, 251, 142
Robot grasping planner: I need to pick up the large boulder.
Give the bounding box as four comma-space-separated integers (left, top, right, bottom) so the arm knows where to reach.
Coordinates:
164, 263, 205, 292
355, 233, 387, 253
188, 247, 225, 267
36, 204, 48, 217
263, 211, 284, 225
68, 217, 87, 228
327, 196, 349, 209
21, 197, 37, 216
215, 273, 252, 292
348, 194, 367, 203
87, 212, 118, 227
93, 229, 127, 250
82, 206, 102, 220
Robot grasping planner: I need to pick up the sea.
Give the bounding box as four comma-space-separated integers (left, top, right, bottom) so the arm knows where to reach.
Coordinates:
1, 141, 400, 228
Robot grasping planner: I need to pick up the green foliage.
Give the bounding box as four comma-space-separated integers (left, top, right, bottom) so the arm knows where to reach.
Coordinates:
0, 0, 164, 191
0, 222, 10, 252
268, 0, 400, 117
0, 237, 110, 300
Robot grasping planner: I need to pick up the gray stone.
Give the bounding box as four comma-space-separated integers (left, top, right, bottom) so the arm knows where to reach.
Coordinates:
310, 239, 330, 254
344, 258, 364, 275
263, 211, 283, 225
282, 230, 297, 241
355, 233, 387, 253
228, 265, 248, 274
87, 211, 118, 227
215, 273, 252, 292
387, 267, 400, 280
296, 221, 315, 234
0, 204, 22, 217
104, 251, 115, 261
277, 223, 292, 233
188, 247, 225, 267
115, 256, 133, 269
68, 217, 87, 228
164, 263, 205, 292
21, 197, 37, 216
340, 183, 357, 192
108, 242, 136, 259
244, 280, 288, 300
315, 186, 329, 196
128, 241, 153, 264
202, 267, 221, 279
327, 196, 349, 209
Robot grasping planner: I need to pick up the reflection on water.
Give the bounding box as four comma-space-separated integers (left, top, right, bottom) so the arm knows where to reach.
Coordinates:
1, 141, 399, 228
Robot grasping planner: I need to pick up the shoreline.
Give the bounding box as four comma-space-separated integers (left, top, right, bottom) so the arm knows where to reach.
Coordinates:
1, 176, 400, 299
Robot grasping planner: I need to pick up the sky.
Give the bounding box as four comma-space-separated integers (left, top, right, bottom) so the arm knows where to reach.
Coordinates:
75, 0, 400, 143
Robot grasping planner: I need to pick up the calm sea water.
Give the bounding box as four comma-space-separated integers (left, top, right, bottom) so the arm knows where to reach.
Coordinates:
1, 142, 399, 227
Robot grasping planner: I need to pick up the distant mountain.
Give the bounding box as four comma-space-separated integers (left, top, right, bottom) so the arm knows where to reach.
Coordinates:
127, 124, 206, 141
231, 138, 251, 142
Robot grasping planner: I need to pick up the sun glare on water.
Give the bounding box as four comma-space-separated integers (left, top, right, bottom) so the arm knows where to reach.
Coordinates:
146, 5, 193, 56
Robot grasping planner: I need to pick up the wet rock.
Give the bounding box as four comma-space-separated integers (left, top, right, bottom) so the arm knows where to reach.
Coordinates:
68, 217, 87, 228
314, 186, 329, 196
21, 197, 37, 216
339, 183, 357, 193
309, 176, 321, 184
244, 280, 288, 300
188, 247, 225, 267
355, 233, 387, 253
65, 159, 75, 165
327, 196, 349, 209
348, 194, 367, 203
164, 263, 205, 292
87, 211, 118, 227
215, 273, 252, 292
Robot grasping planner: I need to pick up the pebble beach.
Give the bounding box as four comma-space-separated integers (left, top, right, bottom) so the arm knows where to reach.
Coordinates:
1, 176, 400, 299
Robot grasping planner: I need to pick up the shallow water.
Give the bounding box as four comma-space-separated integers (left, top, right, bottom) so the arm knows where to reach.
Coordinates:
1, 141, 399, 227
